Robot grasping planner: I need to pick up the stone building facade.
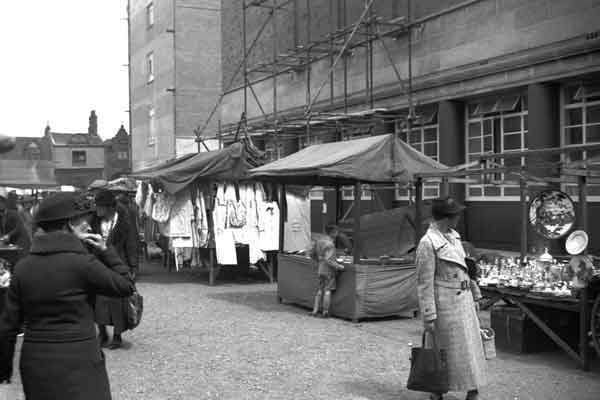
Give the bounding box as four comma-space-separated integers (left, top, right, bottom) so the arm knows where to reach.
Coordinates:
218, 0, 600, 252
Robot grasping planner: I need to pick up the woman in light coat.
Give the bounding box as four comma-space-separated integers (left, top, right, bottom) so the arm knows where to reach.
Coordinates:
415, 197, 487, 400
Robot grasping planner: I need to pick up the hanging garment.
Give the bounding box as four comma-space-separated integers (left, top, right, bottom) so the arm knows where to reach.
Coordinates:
166, 190, 194, 237
213, 184, 237, 265
143, 185, 155, 217
135, 182, 146, 208
152, 192, 174, 223
242, 184, 265, 264
225, 184, 248, 244
258, 201, 280, 251
284, 193, 311, 252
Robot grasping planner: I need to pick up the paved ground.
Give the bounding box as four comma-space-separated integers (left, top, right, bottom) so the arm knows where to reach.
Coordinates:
3, 260, 600, 400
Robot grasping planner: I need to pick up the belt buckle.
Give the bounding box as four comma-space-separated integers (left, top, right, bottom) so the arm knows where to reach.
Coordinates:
461, 280, 469, 290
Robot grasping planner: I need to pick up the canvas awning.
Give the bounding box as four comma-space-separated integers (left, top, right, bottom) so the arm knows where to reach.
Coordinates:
0, 159, 58, 188
129, 141, 265, 194
249, 134, 447, 186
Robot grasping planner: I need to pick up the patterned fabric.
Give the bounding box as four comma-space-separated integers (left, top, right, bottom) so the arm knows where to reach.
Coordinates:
416, 222, 487, 391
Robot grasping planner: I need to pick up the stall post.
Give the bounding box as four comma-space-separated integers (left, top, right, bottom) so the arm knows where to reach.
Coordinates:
577, 174, 591, 371
440, 177, 449, 197
414, 177, 423, 242
353, 182, 362, 262
279, 184, 286, 252
520, 177, 528, 264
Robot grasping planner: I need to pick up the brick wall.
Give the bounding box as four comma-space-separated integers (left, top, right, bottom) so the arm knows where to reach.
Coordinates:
130, 0, 223, 171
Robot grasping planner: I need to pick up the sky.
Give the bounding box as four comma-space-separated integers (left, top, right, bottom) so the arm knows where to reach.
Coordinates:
0, 1, 129, 140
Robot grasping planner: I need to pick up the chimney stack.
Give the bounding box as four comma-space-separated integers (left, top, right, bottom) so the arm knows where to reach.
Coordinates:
88, 110, 98, 136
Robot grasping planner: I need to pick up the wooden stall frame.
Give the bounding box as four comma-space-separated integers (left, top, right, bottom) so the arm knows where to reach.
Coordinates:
414, 143, 600, 371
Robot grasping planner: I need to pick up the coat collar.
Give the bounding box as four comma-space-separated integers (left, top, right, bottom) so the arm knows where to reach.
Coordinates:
30, 231, 88, 255
424, 223, 467, 269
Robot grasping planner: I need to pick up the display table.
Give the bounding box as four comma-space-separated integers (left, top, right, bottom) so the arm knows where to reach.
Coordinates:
277, 253, 418, 321
481, 286, 593, 370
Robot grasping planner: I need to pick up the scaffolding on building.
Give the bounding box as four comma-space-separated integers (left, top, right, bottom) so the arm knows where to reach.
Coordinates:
194, 0, 422, 156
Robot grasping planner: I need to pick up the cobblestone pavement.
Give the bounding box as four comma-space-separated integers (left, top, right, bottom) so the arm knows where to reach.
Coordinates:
3, 261, 600, 400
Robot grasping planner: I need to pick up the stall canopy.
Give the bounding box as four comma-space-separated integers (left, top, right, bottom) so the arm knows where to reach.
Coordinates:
0, 159, 57, 188
129, 141, 265, 194
249, 134, 447, 185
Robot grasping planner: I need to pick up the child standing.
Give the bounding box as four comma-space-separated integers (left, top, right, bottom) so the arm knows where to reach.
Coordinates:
311, 224, 345, 318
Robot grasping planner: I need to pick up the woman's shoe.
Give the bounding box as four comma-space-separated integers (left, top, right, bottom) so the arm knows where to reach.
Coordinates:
466, 390, 479, 400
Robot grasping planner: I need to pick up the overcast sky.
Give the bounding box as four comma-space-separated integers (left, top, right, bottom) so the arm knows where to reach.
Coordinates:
0, 1, 129, 140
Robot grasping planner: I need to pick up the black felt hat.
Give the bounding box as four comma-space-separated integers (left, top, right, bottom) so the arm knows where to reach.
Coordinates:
431, 196, 465, 218
33, 192, 96, 223
95, 190, 116, 207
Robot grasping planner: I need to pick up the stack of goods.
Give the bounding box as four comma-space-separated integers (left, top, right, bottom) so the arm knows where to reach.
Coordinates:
477, 255, 585, 297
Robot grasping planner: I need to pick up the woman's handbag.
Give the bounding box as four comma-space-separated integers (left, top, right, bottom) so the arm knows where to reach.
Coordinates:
480, 328, 496, 360
127, 286, 143, 330
406, 330, 450, 393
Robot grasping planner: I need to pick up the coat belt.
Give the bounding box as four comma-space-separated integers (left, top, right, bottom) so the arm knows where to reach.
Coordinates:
434, 279, 470, 290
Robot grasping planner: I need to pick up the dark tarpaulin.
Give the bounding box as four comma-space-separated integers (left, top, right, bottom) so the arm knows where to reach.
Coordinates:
129, 141, 265, 194
249, 134, 447, 185
0, 159, 57, 188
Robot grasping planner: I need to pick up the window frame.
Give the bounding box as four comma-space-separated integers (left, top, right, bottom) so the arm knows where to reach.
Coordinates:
146, 2, 155, 29
117, 151, 129, 160
148, 107, 156, 146
561, 82, 600, 201
146, 52, 154, 83
395, 118, 440, 201
465, 96, 528, 201
341, 185, 372, 201
71, 150, 87, 166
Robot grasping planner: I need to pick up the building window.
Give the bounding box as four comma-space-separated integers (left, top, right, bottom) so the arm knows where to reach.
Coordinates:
146, 2, 154, 28
562, 81, 600, 198
148, 107, 156, 145
309, 186, 324, 200
72, 150, 87, 166
147, 52, 154, 83
395, 107, 439, 200
465, 94, 528, 200
341, 185, 372, 201
117, 151, 129, 160
264, 141, 283, 162
298, 134, 323, 149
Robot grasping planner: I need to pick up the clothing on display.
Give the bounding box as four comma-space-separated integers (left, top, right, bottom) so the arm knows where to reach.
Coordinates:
283, 193, 311, 253
143, 184, 155, 217
136, 180, 278, 268
152, 192, 174, 223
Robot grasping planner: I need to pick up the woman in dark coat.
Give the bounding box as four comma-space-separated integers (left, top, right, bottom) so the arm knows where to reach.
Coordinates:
0, 192, 134, 400
94, 190, 139, 349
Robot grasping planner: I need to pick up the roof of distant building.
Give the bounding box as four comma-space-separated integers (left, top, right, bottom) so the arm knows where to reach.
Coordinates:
0, 137, 52, 160
49, 132, 104, 147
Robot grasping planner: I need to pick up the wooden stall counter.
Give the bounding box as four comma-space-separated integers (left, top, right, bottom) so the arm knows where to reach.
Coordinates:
277, 253, 418, 322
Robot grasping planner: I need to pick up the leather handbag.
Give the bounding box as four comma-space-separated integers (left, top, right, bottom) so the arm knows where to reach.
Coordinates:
127, 287, 144, 330
407, 330, 450, 393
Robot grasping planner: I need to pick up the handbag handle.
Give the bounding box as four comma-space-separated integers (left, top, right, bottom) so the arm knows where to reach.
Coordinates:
421, 330, 444, 368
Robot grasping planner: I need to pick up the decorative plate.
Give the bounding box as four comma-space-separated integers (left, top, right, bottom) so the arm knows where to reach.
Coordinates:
528, 190, 576, 239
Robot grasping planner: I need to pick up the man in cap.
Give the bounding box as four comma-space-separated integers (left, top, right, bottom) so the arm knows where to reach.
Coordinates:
93, 190, 139, 349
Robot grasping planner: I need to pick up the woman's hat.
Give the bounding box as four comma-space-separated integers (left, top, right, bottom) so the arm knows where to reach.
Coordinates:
565, 230, 588, 255
33, 192, 96, 223
432, 197, 465, 217
95, 190, 116, 207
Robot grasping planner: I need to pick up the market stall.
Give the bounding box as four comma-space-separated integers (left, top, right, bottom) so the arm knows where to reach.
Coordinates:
249, 134, 448, 321
414, 143, 600, 371
129, 140, 278, 285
